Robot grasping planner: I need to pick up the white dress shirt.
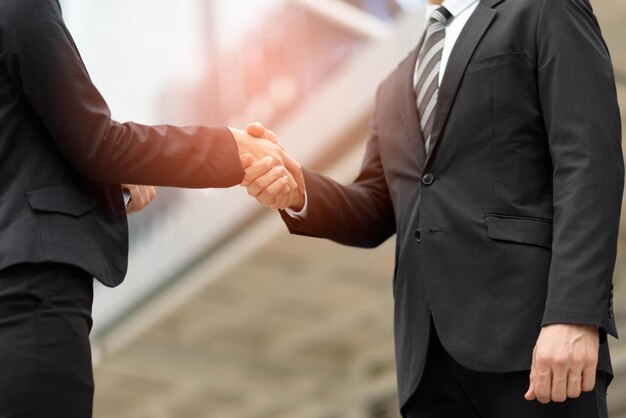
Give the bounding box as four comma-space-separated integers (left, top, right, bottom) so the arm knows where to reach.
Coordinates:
286, 0, 479, 219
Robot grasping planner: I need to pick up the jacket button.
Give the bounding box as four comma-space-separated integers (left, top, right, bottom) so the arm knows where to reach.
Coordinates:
422, 173, 435, 186
415, 229, 421, 242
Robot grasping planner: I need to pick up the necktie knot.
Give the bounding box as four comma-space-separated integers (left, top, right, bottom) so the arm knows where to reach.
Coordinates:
430, 6, 452, 25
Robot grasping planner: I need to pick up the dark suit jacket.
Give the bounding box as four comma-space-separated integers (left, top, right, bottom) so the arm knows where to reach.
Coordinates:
0, 0, 245, 287
282, 0, 624, 407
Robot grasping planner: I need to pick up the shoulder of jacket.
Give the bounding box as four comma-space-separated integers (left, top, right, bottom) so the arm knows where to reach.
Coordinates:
0, 0, 60, 23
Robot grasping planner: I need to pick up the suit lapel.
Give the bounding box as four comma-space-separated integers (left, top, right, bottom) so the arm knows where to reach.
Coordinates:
394, 43, 426, 163
424, 1, 499, 168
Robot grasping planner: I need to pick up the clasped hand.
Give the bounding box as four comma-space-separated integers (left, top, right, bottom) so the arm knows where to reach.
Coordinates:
230, 123, 305, 211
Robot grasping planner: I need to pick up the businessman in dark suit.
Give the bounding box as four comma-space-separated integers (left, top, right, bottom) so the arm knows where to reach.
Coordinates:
0, 0, 301, 416
243, 0, 624, 416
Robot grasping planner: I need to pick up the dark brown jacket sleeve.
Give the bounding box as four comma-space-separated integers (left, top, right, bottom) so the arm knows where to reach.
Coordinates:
0, 0, 244, 188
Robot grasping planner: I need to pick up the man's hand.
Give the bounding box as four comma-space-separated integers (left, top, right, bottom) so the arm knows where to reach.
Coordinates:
525, 324, 599, 404
123, 184, 157, 215
229, 126, 284, 165
239, 123, 305, 211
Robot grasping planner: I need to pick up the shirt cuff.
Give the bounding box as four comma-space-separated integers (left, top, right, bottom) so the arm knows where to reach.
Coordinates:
284, 192, 308, 219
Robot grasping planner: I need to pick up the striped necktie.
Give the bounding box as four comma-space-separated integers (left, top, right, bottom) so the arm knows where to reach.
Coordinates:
415, 6, 452, 154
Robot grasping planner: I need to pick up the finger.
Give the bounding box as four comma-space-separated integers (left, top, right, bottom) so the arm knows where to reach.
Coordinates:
525, 346, 538, 401
284, 168, 298, 192
126, 201, 137, 215
275, 167, 297, 208
246, 122, 268, 139
247, 166, 288, 197
240, 153, 254, 170
525, 380, 536, 401
242, 156, 279, 186
550, 362, 568, 403
581, 365, 596, 393
125, 186, 141, 214
533, 352, 553, 404
281, 170, 298, 194
148, 186, 157, 203
281, 152, 305, 194
263, 128, 284, 150
129, 185, 143, 208
272, 185, 291, 210
256, 176, 289, 207
566, 367, 583, 399
138, 186, 152, 210
141, 186, 152, 208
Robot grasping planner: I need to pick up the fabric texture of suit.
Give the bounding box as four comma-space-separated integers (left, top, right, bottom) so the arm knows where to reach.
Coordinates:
0, 0, 245, 287
281, 0, 623, 408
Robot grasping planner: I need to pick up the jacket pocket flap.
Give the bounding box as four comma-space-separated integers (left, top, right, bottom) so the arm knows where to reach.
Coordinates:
466, 53, 524, 75
486, 215, 552, 249
27, 185, 97, 217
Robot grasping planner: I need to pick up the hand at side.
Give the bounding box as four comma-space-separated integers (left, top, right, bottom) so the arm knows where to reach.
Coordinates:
525, 324, 599, 403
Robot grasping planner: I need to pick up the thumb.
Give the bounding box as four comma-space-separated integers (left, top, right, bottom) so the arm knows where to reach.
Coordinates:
247, 122, 283, 147
264, 128, 284, 150
525, 346, 538, 401
524, 381, 536, 401
246, 122, 267, 139
282, 152, 305, 194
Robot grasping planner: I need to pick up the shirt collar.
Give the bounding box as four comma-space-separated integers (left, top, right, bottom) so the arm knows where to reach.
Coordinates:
442, 0, 480, 16
425, 0, 479, 21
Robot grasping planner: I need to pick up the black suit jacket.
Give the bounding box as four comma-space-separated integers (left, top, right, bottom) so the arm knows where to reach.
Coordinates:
282, 0, 624, 406
0, 0, 245, 287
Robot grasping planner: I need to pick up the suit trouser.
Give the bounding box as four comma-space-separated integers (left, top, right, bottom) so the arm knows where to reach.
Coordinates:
0, 263, 94, 418
403, 323, 609, 418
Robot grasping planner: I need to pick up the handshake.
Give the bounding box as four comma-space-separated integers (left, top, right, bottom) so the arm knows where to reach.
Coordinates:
124, 123, 303, 217
229, 123, 306, 212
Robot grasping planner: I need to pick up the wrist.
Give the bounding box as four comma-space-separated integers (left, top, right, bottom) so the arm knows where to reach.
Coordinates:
288, 192, 306, 212
228, 127, 249, 155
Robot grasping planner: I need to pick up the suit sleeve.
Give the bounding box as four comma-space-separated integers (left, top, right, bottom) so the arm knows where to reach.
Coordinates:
280, 97, 396, 249
537, 0, 624, 338
0, 0, 244, 188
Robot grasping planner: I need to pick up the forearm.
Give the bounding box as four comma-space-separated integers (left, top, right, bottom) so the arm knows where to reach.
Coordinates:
68, 121, 244, 188
1, 0, 244, 189
281, 168, 396, 248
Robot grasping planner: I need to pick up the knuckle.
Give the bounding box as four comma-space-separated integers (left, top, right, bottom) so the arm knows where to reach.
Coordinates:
257, 195, 272, 206
552, 355, 568, 368
259, 190, 276, 201
571, 352, 585, 364
262, 160, 273, 170
535, 353, 551, 367
535, 385, 546, 394
569, 373, 582, 382
253, 178, 266, 189
584, 354, 597, 365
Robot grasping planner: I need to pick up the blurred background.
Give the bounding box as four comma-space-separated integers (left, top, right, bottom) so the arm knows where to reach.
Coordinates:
58, 0, 626, 417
